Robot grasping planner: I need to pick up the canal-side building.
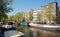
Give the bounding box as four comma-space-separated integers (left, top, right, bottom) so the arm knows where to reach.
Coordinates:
23, 10, 30, 22
23, 0, 60, 24
49, 0, 59, 23
39, 0, 59, 24
39, 6, 48, 23
33, 10, 37, 22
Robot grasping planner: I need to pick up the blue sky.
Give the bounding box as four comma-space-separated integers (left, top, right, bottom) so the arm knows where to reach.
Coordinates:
7, 0, 60, 16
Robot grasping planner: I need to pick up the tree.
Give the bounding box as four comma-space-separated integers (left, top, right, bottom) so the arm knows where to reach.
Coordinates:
44, 12, 56, 21
45, 3, 56, 24
0, 0, 13, 21
37, 12, 41, 21
8, 16, 14, 21
29, 10, 33, 21
8, 12, 23, 21
16, 12, 23, 20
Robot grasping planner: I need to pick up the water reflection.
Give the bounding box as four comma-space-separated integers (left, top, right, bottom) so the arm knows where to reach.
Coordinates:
16, 26, 60, 37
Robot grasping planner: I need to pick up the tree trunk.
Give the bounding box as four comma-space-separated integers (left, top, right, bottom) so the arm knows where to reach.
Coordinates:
49, 16, 51, 25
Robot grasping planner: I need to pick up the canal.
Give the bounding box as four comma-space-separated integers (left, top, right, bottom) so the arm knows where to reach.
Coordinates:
16, 26, 60, 37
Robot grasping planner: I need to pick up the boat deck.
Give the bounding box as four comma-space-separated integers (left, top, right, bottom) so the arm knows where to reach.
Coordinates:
29, 24, 60, 30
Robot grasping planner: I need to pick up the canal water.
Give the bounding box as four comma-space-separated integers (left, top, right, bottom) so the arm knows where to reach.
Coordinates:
16, 26, 60, 37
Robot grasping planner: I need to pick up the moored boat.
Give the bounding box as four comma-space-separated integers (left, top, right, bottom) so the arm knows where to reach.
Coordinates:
4, 30, 25, 37
29, 22, 60, 30
20, 22, 29, 26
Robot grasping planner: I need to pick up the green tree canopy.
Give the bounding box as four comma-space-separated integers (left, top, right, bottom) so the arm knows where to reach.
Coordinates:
8, 12, 23, 21
8, 15, 14, 21
16, 12, 23, 20
44, 12, 56, 21
0, 0, 13, 21
37, 12, 41, 21
44, 3, 56, 24
29, 10, 33, 21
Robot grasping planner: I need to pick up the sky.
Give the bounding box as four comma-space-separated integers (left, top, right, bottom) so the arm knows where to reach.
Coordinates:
7, 0, 60, 16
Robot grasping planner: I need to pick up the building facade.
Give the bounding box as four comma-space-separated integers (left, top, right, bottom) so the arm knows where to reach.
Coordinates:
39, 0, 59, 24
24, 10, 30, 22
33, 10, 37, 22
24, 0, 60, 23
